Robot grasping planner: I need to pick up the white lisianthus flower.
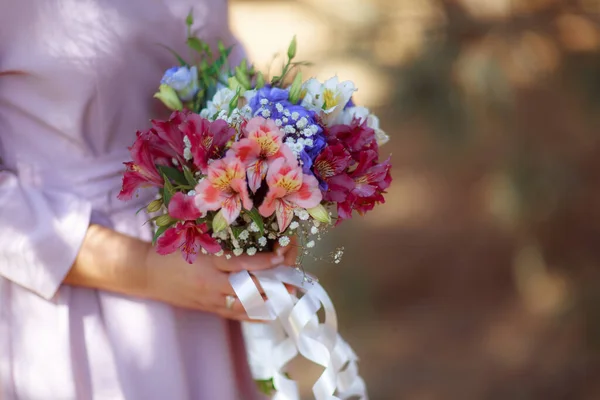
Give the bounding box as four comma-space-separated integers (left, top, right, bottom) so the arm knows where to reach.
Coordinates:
200, 88, 236, 120
342, 106, 390, 146
301, 76, 356, 126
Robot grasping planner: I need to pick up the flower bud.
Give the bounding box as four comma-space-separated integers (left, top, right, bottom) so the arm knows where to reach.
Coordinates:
154, 84, 183, 111
159, 66, 199, 102
212, 210, 229, 232
155, 214, 174, 227
307, 204, 331, 224
147, 199, 163, 213
287, 36, 297, 60
288, 72, 303, 104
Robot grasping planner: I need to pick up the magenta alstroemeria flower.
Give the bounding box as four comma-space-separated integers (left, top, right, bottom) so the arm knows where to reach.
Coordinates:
258, 157, 322, 232
181, 114, 235, 174
313, 143, 354, 202
168, 192, 203, 220
194, 156, 253, 226
156, 222, 221, 263
230, 117, 294, 193
336, 151, 392, 222
118, 130, 169, 200
326, 120, 377, 155
151, 110, 188, 157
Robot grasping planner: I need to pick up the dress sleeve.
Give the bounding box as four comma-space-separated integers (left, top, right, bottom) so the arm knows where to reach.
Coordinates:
0, 161, 92, 301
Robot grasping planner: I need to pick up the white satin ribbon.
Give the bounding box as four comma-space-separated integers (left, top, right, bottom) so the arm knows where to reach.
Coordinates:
230, 266, 368, 400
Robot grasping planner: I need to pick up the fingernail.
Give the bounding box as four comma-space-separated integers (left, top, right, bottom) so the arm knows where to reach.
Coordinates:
276, 247, 285, 256
271, 255, 285, 265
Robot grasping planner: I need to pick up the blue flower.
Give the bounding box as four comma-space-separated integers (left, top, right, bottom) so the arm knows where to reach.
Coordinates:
160, 66, 199, 102
249, 86, 290, 112
344, 96, 356, 110
299, 150, 313, 174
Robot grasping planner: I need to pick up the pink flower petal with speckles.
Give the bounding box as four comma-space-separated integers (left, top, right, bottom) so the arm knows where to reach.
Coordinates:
168, 192, 203, 221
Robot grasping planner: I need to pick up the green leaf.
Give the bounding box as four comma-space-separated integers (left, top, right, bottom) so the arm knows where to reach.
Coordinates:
156, 44, 188, 66
183, 166, 198, 187
157, 165, 187, 186
186, 37, 205, 54
255, 379, 276, 396
231, 226, 245, 239
228, 76, 243, 91
246, 208, 265, 236
235, 66, 251, 90
288, 71, 303, 104
162, 173, 175, 206
152, 224, 170, 245
228, 87, 242, 115
255, 71, 265, 89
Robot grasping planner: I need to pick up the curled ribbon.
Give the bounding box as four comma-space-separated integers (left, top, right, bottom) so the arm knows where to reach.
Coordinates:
229, 266, 368, 400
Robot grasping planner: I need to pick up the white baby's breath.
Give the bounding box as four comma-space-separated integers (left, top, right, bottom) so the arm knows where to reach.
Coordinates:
215, 250, 224, 257
258, 236, 267, 247
249, 222, 260, 232
296, 117, 308, 129
278, 236, 291, 247
306, 240, 315, 248
233, 248, 244, 256
238, 230, 250, 241
310, 226, 319, 235
183, 135, 193, 161
247, 247, 257, 256
296, 210, 309, 220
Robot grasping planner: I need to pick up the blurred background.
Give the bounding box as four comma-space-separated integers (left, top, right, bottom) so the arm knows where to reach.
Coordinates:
231, 0, 600, 399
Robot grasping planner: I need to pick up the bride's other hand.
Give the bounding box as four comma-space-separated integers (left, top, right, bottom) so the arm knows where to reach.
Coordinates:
144, 247, 284, 321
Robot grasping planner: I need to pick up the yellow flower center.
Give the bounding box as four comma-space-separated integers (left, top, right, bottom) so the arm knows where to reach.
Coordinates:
276, 176, 301, 193
315, 160, 334, 178
256, 136, 279, 157
323, 89, 338, 110
355, 175, 369, 184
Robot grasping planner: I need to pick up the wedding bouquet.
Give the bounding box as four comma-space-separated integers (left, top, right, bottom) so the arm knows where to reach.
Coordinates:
118, 12, 390, 400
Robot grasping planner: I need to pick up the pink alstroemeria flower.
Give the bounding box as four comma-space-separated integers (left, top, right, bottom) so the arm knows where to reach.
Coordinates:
230, 117, 293, 193
156, 221, 221, 263
118, 130, 169, 200
258, 157, 322, 232
194, 157, 253, 225
168, 191, 203, 220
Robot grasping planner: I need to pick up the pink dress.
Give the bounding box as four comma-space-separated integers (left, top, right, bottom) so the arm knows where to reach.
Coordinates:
0, 1, 260, 399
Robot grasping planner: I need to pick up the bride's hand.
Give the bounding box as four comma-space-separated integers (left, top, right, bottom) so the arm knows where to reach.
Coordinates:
144, 248, 287, 321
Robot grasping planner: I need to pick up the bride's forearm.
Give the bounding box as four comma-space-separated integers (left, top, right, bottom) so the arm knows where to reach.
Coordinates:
63, 224, 151, 297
